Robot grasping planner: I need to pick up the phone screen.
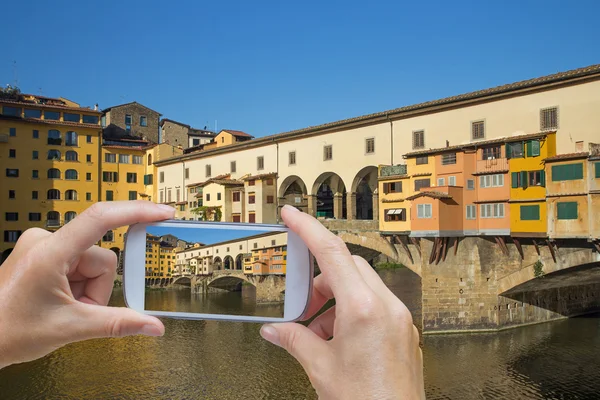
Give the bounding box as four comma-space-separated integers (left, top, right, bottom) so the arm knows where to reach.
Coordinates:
143, 225, 288, 318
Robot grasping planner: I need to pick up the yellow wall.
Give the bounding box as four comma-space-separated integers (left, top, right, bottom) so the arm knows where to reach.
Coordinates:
509, 201, 547, 236
378, 165, 411, 233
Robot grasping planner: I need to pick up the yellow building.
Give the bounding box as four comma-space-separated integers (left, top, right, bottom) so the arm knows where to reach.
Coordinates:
378, 164, 411, 234
0, 94, 102, 262
508, 132, 557, 237
145, 234, 176, 280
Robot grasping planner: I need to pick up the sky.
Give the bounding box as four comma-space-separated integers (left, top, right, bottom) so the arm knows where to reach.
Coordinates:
147, 226, 271, 245
2, 1, 599, 138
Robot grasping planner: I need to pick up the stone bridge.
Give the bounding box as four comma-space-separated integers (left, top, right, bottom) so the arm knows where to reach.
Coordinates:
318, 219, 600, 334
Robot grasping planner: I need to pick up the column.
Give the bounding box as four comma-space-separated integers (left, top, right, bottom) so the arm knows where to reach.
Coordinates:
307, 194, 317, 217
333, 192, 344, 219
347, 192, 357, 220
372, 188, 379, 221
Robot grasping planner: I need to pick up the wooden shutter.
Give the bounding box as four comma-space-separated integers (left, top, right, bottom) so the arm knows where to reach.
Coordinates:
557, 202, 578, 220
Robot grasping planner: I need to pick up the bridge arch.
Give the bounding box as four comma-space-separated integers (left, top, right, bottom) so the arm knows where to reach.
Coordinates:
173, 276, 191, 286
208, 272, 255, 292
351, 166, 378, 220
312, 172, 348, 219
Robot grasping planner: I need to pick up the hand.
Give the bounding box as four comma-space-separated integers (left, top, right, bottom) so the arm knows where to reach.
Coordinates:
0, 201, 175, 370
260, 205, 425, 399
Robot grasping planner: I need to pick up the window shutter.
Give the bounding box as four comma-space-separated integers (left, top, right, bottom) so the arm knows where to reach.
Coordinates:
557, 202, 578, 220
520, 171, 528, 189
531, 140, 540, 157
505, 144, 511, 159
526, 141, 533, 157
596, 162, 600, 178
540, 170, 546, 187
511, 172, 519, 188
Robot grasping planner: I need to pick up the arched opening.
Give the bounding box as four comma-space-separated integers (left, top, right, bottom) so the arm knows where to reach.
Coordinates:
65, 131, 78, 146
235, 254, 243, 270
48, 129, 61, 145
110, 247, 122, 274
213, 256, 223, 270
65, 151, 78, 162
47, 211, 60, 227
312, 172, 347, 219
47, 149, 61, 160
47, 168, 61, 179
224, 255, 234, 270
65, 211, 77, 223
278, 175, 308, 213
103, 230, 114, 243
148, 154, 152, 166
65, 190, 78, 201
1, 248, 13, 265
65, 169, 78, 180
351, 166, 379, 220
47, 189, 61, 200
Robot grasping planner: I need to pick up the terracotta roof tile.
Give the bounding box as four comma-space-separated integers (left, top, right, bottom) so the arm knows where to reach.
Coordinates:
102, 145, 145, 150
175, 201, 187, 205
186, 174, 230, 187
206, 179, 244, 186
381, 198, 405, 203
406, 191, 452, 201
242, 172, 277, 181
0, 114, 101, 129
0, 98, 101, 113
223, 129, 253, 138
544, 152, 589, 162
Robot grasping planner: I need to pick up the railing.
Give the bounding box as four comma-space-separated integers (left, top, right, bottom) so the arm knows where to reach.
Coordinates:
46, 220, 62, 228
476, 157, 509, 174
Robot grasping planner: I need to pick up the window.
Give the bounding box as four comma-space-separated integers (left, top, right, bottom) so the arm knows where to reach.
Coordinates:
126, 173, 137, 183
86, 193, 92, 201
257, 156, 264, 170
413, 130, 425, 149
437, 178, 445, 186
33, 130, 39, 139
65, 151, 78, 161
106, 191, 114, 201
64, 113, 80, 123
506, 142, 524, 159
233, 192, 241, 202
480, 174, 504, 188
9, 127, 16, 137
551, 163, 584, 181
47, 189, 60, 200
167, 190, 172, 202
29, 213, 41, 222
480, 203, 505, 219
185, 168, 190, 179
65, 170, 78, 180
482, 146, 501, 160
217, 192, 221, 201
5, 212, 18, 221
31, 191, 37, 200
596, 162, 600, 179
64, 211, 77, 223
119, 154, 129, 163
466, 205, 476, 220
417, 204, 432, 218
267, 195, 274, 204
144, 174, 153, 185
32, 150, 38, 160
32, 170, 39, 179
86, 135, 92, 144
65, 190, 78, 201
102, 230, 114, 242
416, 156, 428, 165
6, 169, 19, 178
48, 130, 61, 145
557, 201, 578, 220
140, 116, 147, 126
441, 153, 457, 165
526, 140, 540, 157
323, 145, 332, 161
4, 231, 22, 243
102, 171, 118, 182
206, 193, 210, 201
86, 172, 92, 181
148, 154, 153, 165
129, 191, 137, 201
528, 170, 545, 186
125, 114, 132, 131
385, 208, 406, 222
192, 138, 200, 146
383, 182, 402, 193
249, 194, 256, 204
160, 171, 164, 183
25, 109, 42, 118
131, 155, 142, 165
160, 191, 164, 203
540, 107, 558, 130
366, 138, 375, 154
83, 115, 99, 124
511, 171, 530, 189
176, 189, 181, 202
86, 154, 92, 163
104, 153, 116, 163
44, 111, 60, 120
289, 151, 296, 165
414, 178, 430, 191
3, 107, 20, 117
471, 120, 485, 140
467, 179, 475, 190
248, 180, 255, 186
8, 190, 15, 199
520, 205, 540, 221
266, 178, 274, 185
230, 161, 236, 173
8, 149, 16, 158
449, 176, 456, 186
249, 213, 256, 223
206, 165, 211, 177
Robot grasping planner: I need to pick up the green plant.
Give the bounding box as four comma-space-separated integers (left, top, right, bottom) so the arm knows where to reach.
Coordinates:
214, 208, 222, 222
0, 84, 21, 100
191, 205, 222, 221
533, 260, 544, 278
374, 262, 405, 270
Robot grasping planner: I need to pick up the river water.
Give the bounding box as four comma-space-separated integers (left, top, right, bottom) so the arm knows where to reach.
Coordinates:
2, 268, 600, 399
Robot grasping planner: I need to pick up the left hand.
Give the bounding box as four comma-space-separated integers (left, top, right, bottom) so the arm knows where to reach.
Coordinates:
0, 201, 175, 370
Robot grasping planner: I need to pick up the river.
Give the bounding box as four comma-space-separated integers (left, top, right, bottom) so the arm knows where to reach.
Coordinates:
2, 268, 600, 399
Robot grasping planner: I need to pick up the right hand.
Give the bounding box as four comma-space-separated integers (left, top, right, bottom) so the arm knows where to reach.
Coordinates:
260, 205, 425, 399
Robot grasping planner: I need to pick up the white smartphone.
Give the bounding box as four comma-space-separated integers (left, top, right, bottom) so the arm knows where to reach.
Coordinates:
122, 220, 313, 323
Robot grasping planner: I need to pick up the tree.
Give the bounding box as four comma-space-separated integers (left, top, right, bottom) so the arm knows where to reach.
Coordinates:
0, 85, 21, 100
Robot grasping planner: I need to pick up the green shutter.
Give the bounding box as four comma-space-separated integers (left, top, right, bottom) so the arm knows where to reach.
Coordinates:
557, 202, 578, 220
526, 141, 533, 157
520, 171, 528, 188
511, 172, 519, 188
540, 170, 546, 187
506, 143, 511, 159
551, 163, 584, 181
531, 140, 540, 157
596, 162, 600, 179
520, 205, 540, 221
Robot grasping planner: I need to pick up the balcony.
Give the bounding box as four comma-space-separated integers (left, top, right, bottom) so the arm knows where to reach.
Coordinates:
46, 220, 62, 228
475, 157, 509, 175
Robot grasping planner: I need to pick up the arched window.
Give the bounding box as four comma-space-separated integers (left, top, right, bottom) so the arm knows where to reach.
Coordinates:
65, 131, 78, 146
65, 211, 77, 223
47, 168, 61, 179
148, 154, 152, 166
65, 190, 78, 201
47, 189, 60, 200
65, 151, 78, 162
47, 211, 60, 227
102, 230, 114, 242
47, 150, 61, 160
48, 130, 61, 145
65, 169, 78, 180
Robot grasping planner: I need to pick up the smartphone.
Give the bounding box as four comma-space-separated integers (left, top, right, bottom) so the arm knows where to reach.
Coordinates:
122, 220, 313, 323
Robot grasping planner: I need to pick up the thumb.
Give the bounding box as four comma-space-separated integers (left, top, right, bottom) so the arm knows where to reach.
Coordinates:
260, 323, 328, 368
74, 304, 165, 340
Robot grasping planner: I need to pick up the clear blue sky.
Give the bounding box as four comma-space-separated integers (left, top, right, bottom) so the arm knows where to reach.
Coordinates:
147, 226, 270, 245
2, 1, 598, 137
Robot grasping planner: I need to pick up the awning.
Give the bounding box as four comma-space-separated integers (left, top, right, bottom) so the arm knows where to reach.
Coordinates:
387, 209, 404, 215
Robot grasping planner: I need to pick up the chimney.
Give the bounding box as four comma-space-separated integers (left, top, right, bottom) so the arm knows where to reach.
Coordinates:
446, 140, 449, 148
94, 103, 98, 111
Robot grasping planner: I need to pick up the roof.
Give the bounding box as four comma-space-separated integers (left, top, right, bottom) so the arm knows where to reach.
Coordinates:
186, 174, 230, 187
102, 145, 145, 151
544, 152, 590, 162
188, 128, 216, 136
406, 191, 453, 201
404, 131, 553, 157
160, 118, 190, 128
102, 101, 161, 115
155, 63, 600, 166
205, 179, 244, 187
0, 114, 101, 129
0, 96, 101, 114
381, 197, 405, 203
175, 230, 286, 253
221, 129, 253, 138
242, 172, 278, 181
175, 201, 187, 205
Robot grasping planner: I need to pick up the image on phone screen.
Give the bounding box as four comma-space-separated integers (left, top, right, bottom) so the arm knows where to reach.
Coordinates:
144, 225, 288, 318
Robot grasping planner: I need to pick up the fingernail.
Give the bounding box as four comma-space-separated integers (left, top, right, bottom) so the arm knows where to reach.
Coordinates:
156, 204, 175, 213
283, 204, 299, 213
260, 325, 280, 346
139, 324, 163, 337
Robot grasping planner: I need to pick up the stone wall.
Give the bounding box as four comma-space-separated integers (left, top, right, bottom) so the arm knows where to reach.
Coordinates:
104, 103, 160, 143
161, 120, 190, 148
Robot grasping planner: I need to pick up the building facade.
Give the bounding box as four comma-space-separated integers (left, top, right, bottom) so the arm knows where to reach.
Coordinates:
102, 102, 161, 143
160, 118, 215, 149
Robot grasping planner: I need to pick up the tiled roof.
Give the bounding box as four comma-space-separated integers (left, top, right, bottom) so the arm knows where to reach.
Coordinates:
223, 129, 253, 138
206, 179, 244, 186
546, 192, 587, 197
102, 101, 161, 115
544, 152, 589, 162
242, 172, 277, 181
175, 201, 187, 205
412, 172, 432, 177
0, 97, 101, 113
102, 145, 145, 150
160, 118, 190, 128
186, 174, 230, 187
406, 191, 452, 201
381, 197, 405, 203
0, 115, 101, 129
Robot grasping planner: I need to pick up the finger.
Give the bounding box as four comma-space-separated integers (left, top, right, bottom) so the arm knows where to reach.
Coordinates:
281, 205, 369, 300
301, 274, 334, 321
70, 246, 118, 306
11, 228, 51, 259
73, 303, 165, 339
307, 306, 336, 340
260, 322, 329, 371
45, 201, 174, 266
